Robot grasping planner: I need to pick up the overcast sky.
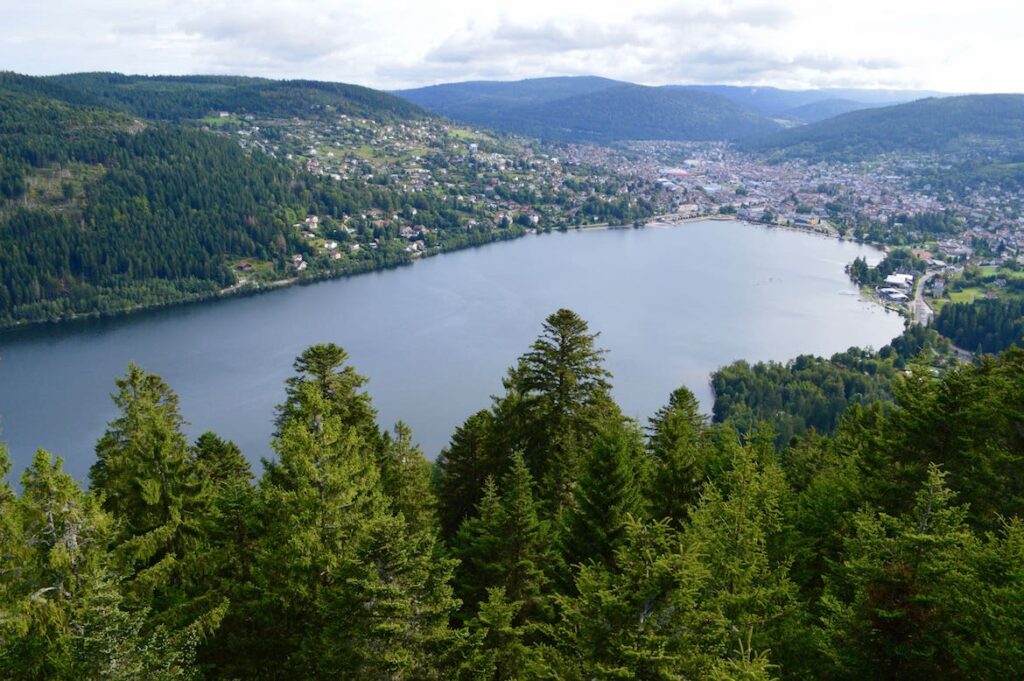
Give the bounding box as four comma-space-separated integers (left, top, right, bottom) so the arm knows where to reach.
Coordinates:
2, 0, 1020, 92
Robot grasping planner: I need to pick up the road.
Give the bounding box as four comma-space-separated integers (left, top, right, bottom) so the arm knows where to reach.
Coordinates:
912, 271, 935, 326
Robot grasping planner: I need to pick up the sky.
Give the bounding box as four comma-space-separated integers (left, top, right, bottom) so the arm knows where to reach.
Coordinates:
2, 0, 1021, 92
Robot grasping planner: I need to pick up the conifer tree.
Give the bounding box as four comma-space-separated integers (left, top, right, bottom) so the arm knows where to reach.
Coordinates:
452, 453, 555, 623
458, 588, 545, 681
1, 451, 203, 680
89, 365, 222, 633
189, 432, 251, 488
437, 409, 499, 539
820, 465, 988, 679
378, 421, 438, 536
549, 519, 712, 679
251, 349, 457, 678
560, 420, 646, 574
646, 386, 709, 525
495, 309, 620, 513
682, 438, 807, 676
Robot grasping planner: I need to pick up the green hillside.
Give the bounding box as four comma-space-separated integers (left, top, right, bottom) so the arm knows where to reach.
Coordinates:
750, 94, 1024, 160
36, 72, 427, 121
398, 78, 782, 142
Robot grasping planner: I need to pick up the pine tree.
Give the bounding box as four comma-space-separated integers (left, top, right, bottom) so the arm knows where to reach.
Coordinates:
495, 309, 620, 513
89, 364, 222, 634
646, 386, 708, 525
437, 409, 500, 539
560, 421, 646, 574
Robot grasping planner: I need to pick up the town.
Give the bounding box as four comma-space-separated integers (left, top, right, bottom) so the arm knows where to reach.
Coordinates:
201, 107, 1024, 329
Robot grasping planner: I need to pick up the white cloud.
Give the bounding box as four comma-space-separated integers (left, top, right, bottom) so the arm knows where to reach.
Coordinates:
0, 0, 1020, 92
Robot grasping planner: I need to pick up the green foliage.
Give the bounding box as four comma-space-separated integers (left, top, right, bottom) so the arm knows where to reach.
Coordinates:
934, 297, 1024, 353
452, 453, 555, 624
560, 421, 647, 572
3, 310, 1024, 678
400, 78, 782, 143
751, 94, 1024, 161
646, 386, 711, 525
711, 326, 946, 445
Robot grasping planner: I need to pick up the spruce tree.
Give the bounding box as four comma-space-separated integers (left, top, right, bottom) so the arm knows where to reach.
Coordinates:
89, 364, 222, 633
378, 421, 438, 536
452, 453, 554, 624
560, 421, 646, 573
251, 349, 457, 678
495, 309, 620, 513
820, 465, 988, 679
682, 438, 807, 676
1, 451, 204, 680
437, 409, 499, 539
550, 518, 712, 680
646, 386, 709, 525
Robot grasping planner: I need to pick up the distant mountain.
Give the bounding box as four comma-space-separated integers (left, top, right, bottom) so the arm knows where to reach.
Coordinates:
748, 94, 1024, 160
36, 72, 426, 122
397, 77, 782, 142
397, 76, 626, 115
676, 84, 943, 116
781, 98, 878, 123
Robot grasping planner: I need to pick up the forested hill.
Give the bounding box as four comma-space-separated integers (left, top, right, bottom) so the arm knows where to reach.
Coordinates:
0, 86, 306, 323
14, 71, 427, 122
748, 93, 1024, 160
0, 81, 441, 327
397, 78, 783, 142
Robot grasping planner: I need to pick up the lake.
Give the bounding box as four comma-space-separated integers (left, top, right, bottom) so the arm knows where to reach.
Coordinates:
0, 220, 904, 480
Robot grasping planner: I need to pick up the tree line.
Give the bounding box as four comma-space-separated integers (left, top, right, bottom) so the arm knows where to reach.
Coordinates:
933, 297, 1024, 354
1, 309, 1023, 679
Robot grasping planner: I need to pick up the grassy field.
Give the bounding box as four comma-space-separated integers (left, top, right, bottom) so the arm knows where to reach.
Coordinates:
948, 287, 987, 304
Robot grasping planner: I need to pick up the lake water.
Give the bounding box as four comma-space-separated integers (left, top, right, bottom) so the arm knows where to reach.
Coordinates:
0, 220, 903, 481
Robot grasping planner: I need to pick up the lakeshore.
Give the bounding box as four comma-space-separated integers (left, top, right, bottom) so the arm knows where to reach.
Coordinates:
0, 220, 902, 480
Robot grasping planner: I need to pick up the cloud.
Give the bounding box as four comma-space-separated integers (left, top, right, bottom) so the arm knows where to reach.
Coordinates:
0, 0, 1014, 92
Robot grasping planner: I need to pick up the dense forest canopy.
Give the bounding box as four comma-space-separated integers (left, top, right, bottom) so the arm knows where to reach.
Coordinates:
748, 94, 1024, 161
0, 71, 427, 122
2, 309, 1023, 679
934, 297, 1024, 354
0, 75, 552, 327
398, 79, 782, 143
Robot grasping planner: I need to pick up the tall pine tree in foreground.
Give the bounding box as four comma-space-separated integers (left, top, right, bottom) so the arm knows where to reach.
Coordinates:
493, 309, 621, 513
249, 345, 457, 679
89, 364, 225, 636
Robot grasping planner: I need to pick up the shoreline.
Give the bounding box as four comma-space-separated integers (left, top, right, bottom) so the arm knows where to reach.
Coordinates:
0, 214, 883, 336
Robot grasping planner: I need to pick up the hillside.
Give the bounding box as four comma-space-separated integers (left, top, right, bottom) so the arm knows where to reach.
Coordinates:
781, 98, 877, 123
0, 85, 316, 324
36, 72, 427, 121
398, 78, 782, 142
678, 84, 938, 116
0, 73, 666, 327
749, 94, 1024, 160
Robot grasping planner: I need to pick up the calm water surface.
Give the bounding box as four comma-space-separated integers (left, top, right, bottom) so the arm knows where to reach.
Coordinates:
0, 221, 903, 480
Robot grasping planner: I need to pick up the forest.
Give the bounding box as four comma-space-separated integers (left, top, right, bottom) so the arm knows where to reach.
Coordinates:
934, 297, 1024, 354
0, 83, 552, 327
749, 94, 1024, 161
1, 309, 1022, 679
710, 325, 948, 446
